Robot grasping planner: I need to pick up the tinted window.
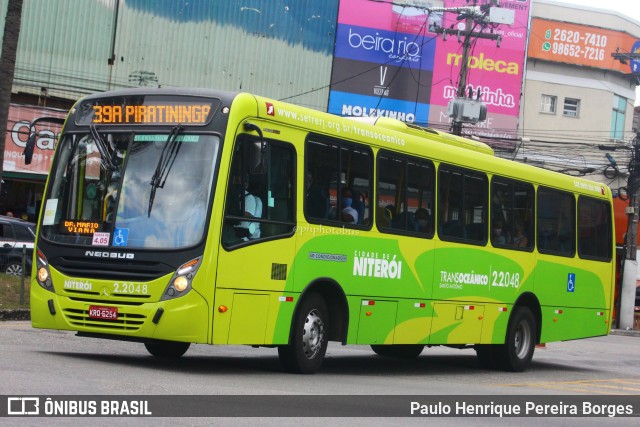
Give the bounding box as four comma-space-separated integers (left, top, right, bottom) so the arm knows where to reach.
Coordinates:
305, 137, 372, 227
13, 225, 33, 242
0, 224, 15, 240
537, 187, 575, 256
222, 137, 296, 247
578, 197, 612, 261
377, 151, 434, 237
438, 165, 487, 244
491, 177, 534, 250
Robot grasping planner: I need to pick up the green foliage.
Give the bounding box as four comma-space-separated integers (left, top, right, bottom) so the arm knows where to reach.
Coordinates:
0, 274, 29, 309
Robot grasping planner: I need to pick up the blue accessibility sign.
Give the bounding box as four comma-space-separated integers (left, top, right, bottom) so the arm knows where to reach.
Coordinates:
567, 273, 575, 293
631, 40, 640, 74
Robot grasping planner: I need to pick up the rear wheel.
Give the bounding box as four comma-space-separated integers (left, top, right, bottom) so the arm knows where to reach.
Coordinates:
278, 293, 328, 374
494, 306, 536, 372
371, 344, 424, 359
144, 341, 190, 358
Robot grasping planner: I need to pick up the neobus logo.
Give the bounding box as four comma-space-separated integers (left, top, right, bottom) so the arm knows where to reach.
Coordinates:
85, 251, 135, 259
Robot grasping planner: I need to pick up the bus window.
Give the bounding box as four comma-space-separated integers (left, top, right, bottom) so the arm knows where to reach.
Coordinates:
491, 177, 534, 250
578, 196, 612, 261
438, 165, 487, 244
537, 187, 575, 256
222, 137, 295, 247
305, 136, 372, 227
377, 150, 434, 236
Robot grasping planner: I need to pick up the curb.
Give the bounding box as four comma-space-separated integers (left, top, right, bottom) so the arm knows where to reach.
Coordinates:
609, 328, 640, 337
0, 309, 30, 321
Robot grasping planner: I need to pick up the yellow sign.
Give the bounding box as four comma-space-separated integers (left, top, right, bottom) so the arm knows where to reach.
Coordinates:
63, 220, 100, 234
92, 104, 212, 125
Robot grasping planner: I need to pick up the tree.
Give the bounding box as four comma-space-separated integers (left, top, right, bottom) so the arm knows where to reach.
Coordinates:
0, 0, 25, 197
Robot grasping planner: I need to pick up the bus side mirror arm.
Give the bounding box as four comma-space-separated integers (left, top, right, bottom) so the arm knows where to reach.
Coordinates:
23, 117, 66, 165
244, 121, 268, 174
24, 130, 36, 165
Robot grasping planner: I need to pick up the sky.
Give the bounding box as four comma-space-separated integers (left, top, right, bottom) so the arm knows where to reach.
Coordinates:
547, 0, 640, 22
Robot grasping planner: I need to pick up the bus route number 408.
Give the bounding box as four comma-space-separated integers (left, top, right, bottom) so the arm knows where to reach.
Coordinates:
88, 305, 118, 320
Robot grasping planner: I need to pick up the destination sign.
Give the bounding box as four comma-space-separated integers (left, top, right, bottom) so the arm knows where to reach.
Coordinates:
75, 96, 218, 126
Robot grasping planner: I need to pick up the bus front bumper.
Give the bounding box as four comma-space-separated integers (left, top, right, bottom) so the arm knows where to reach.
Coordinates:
30, 282, 210, 344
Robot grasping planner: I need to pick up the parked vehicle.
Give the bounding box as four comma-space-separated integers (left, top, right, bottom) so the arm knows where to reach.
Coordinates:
0, 215, 35, 276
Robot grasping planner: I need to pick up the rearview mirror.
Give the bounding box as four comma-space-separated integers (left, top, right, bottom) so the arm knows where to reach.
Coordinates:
23, 129, 36, 165
22, 116, 66, 165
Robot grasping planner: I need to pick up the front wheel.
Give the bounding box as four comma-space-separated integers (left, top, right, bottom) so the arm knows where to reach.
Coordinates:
371, 344, 424, 359
278, 293, 328, 374
494, 306, 536, 372
144, 341, 190, 358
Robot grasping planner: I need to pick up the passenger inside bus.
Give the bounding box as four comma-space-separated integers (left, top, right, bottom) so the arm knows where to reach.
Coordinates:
305, 173, 329, 219
513, 221, 529, 247
234, 173, 263, 240
415, 208, 431, 234
492, 220, 506, 244
341, 188, 358, 224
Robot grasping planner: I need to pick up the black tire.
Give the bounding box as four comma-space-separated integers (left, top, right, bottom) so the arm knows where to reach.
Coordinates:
278, 293, 328, 374
144, 341, 190, 358
371, 344, 424, 359
494, 306, 536, 372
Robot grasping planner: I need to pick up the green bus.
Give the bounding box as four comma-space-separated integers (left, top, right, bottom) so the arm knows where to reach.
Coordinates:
28, 88, 615, 374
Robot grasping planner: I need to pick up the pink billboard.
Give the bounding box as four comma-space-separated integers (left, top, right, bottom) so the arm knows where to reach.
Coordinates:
3, 104, 66, 176
330, 0, 531, 139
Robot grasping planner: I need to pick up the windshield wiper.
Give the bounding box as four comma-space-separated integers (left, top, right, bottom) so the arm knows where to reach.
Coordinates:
148, 124, 183, 217
89, 125, 117, 171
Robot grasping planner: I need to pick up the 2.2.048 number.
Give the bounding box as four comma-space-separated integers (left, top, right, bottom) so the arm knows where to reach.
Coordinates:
113, 282, 148, 295
491, 271, 520, 288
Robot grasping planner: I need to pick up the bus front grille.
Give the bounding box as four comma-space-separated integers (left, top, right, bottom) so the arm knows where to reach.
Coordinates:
63, 308, 146, 331
52, 256, 173, 282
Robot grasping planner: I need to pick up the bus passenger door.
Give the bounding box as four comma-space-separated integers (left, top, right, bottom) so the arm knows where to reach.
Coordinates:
213, 135, 297, 345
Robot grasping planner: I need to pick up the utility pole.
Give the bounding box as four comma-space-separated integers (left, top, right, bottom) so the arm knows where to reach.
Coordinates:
431, 2, 504, 135
611, 50, 640, 329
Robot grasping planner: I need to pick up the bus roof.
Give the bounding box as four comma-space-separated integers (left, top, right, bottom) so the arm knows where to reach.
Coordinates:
66, 88, 610, 200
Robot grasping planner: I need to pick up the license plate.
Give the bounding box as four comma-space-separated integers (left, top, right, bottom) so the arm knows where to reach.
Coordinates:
88, 305, 118, 320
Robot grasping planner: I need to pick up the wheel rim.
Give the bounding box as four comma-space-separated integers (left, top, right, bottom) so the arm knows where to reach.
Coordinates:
514, 319, 532, 360
302, 308, 325, 360
5, 264, 22, 276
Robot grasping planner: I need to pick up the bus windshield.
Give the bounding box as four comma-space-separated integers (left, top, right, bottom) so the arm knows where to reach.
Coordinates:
40, 130, 219, 249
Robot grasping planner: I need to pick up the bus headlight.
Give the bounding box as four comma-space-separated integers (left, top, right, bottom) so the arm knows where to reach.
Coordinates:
35, 248, 54, 292
161, 257, 201, 301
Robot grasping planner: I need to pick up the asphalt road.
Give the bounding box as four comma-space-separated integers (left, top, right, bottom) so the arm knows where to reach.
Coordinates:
1, 321, 639, 426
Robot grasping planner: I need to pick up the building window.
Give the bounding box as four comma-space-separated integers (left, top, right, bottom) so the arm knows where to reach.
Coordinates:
563, 98, 580, 117
540, 95, 556, 114
611, 95, 627, 141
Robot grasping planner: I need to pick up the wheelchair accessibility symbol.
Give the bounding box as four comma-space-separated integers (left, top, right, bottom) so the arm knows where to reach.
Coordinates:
567, 273, 575, 293
113, 228, 129, 247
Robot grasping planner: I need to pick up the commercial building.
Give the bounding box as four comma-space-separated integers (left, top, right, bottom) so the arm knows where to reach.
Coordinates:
519, 0, 640, 192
